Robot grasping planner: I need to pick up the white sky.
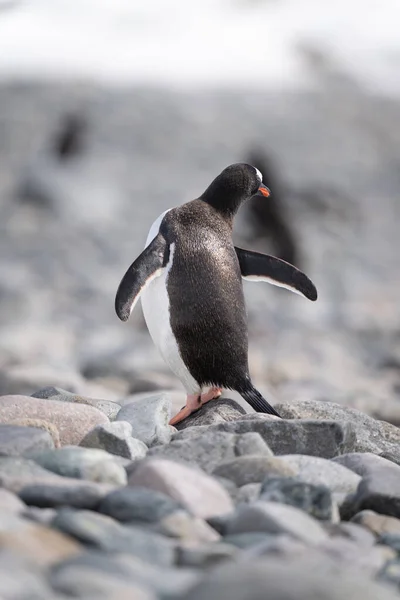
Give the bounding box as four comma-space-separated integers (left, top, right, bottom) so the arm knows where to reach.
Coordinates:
0, 0, 399, 94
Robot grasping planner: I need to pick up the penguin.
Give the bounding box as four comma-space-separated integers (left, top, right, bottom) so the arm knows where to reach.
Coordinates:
115, 163, 317, 425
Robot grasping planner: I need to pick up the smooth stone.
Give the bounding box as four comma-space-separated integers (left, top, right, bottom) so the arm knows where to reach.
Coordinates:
212, 455, 294, 487
177, 542, 237, 567
317, 537, 395, 575
275, 399, 400, 458
0, 516, 81, 567
149, 431, 273, 473
352, 510, 400, 536
0, 394, 109, 445
154, 510, 220, 544
50, 551, 198, 598
0, 424, 54, 456
52, 508, 175, 566
236, 483, 261, 504
278, 455, 361, 494
98, 486, 183, 522
260, 476, 334, 521
174, 399, 247, 430
332, 452, 400, 477
0, 488, 26, 513
241, 533, 308, 559
0, 456, 64, 492
174, 418, 356, 458
80, 420, 148, 459
0, 552, 57, 600
222, 532, 277, 549
128, 458, 234, 519
50, 566, 155, 600
6, 418, 61, 448
224, 501, 328, 545
116, 393, 172, 446
32, 386, 121, 420
379, 534, 400, 552
179, 558, 400, 600
346, 462, 400, 518
19, 479, 115, 509
28, 446, 127, 485
325, 521, 376, 547
23, 506, 57, 525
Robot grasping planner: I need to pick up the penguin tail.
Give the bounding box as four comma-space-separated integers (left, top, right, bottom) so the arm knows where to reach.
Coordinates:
239, 383, 281, 418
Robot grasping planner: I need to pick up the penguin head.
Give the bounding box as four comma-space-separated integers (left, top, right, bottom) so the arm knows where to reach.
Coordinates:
200, 163, 270, 216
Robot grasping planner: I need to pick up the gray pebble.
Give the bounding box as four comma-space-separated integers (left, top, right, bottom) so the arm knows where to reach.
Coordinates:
52, 508, 176, 566
116, 393, 172, 446
260, 476, 334, 521
0, 424, 54, 456
98, 486, 183, 522
27, 446, 127, 485
80, 420, 148, 460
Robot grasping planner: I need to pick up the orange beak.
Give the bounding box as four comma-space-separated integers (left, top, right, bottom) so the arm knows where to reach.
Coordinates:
258, 185, 270, 197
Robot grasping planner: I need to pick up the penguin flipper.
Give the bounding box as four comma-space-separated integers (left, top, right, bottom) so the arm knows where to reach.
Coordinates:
235, 246, 317, 301
115, 233, 169, 321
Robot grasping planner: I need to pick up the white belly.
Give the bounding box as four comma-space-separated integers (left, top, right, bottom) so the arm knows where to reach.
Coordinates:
141, 214, 200, 394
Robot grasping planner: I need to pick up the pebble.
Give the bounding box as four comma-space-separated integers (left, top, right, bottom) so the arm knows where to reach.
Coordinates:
0, 551, 57, 600
116, 392, 172, 446
175, 418, 356, 458
332, 452, 400, 477
0, 456, 63, 492
235, 483, 261, 504
318, 537, 395, 575
32, 386, 121, 420
328, 521, 376, 546
352, 510, 400, 536
224, 501, 328, 545
174, 398, 247, 429
98, 486, 183, 522
52, 508, 176, 566
7, 418, 61, 448
275, 399, 400, 458
345, 461, 400, 518
177, 542, 237, 567
50, 566, 156, 600
154, 510, 221, 544
19, 479, 115, 509
28, 446, 127, 485
80, 420, 148, 459
51, 552, 198, 599
0, 394, 109, 445
260, 476, 335, 521
179, 557, 400, 600
212, 455, 294, 487
150, 430, 273, 473
278, 454, 362, 494
128, 458, 234, 519
0, 488, 26, 513
222, 532, 277, 549
0, 514, 81, 567
0, 423, 54, 456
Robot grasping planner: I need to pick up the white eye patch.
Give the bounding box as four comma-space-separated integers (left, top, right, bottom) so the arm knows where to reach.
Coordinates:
254, 167, 263, 183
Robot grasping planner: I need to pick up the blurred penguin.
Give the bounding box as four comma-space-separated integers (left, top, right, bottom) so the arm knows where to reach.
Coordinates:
245, 149, 300, 267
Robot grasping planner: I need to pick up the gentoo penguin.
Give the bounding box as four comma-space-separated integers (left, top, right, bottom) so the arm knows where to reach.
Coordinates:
115, 163, 317, 424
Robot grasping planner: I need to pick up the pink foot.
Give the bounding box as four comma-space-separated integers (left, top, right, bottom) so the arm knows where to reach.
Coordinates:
169, 387, 223, 425
200, 387, 222, 404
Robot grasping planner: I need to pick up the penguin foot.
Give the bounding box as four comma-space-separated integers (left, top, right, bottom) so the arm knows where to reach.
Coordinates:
169, 388, 222, 425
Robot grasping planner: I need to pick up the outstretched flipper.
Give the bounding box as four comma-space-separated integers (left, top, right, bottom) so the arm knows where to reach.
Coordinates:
235, 246, 317, 301
115, 233, 169, 321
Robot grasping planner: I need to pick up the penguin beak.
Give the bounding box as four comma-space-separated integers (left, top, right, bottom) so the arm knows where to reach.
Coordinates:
257, 184, 270, 198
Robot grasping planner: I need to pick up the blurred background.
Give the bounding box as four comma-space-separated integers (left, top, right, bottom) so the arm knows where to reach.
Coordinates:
0, 0, 399, 421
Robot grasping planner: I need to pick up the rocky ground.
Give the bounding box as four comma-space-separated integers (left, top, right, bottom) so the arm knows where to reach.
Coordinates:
2, 390, 400, 599
0, 78, 400, 598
